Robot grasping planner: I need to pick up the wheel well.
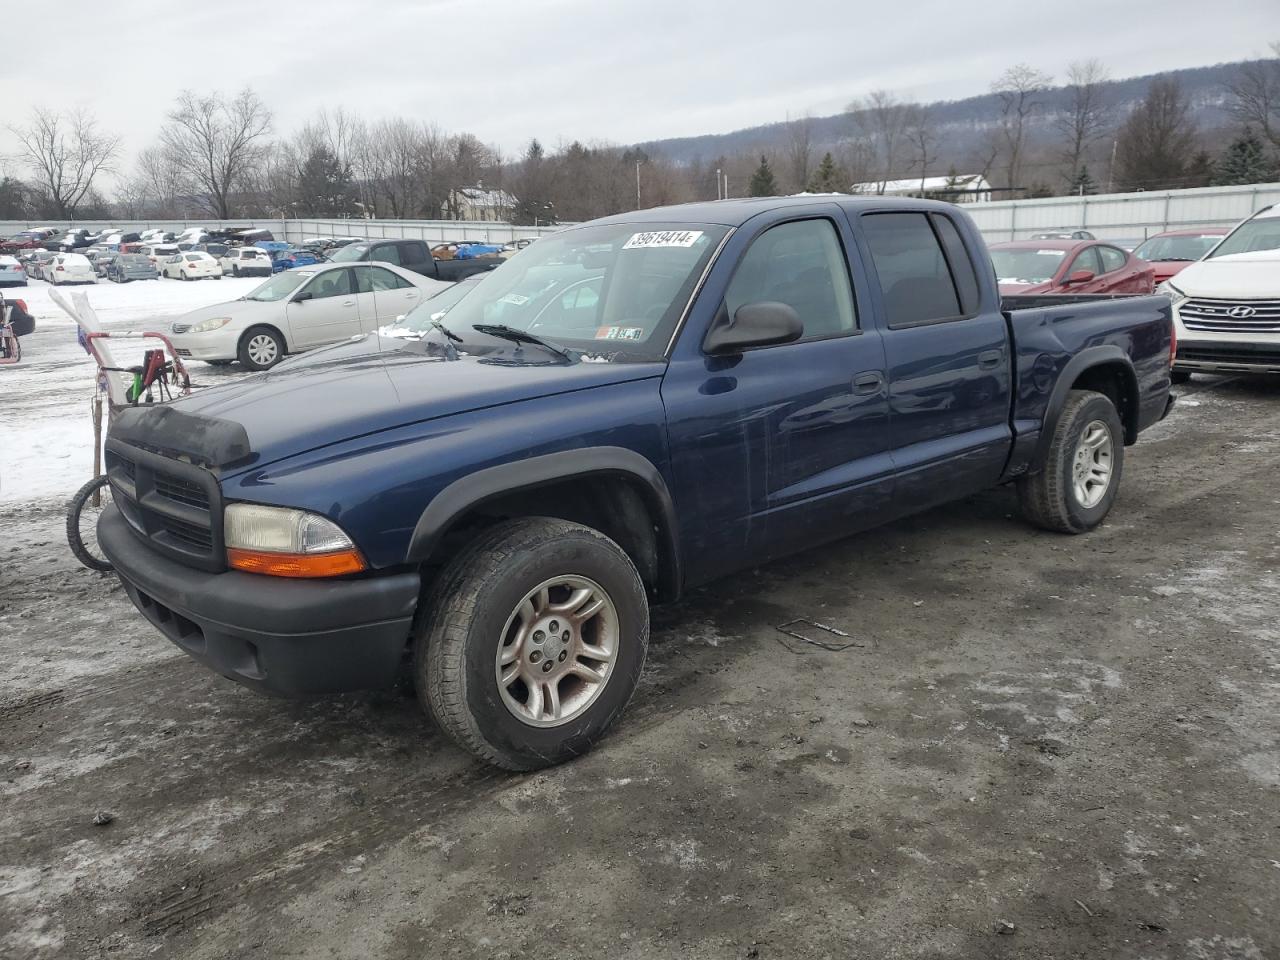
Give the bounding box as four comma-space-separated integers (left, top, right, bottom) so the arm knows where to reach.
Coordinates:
1070, 362, 1138, 443
430, 473, 677, 601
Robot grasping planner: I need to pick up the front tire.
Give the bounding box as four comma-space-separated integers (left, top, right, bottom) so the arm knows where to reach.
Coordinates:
416, 518, 649, 770
238, 326, 285, 370
1017, 389, 1124, 534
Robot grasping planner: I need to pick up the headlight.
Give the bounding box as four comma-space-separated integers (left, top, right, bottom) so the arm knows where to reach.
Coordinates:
1156, 281, 1188, 307
190, 317, 231, 333
224, 503, 366, 578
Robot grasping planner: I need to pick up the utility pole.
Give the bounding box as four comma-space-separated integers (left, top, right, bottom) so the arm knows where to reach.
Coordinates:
715, 167, 722, 200
635, 159, 642, 209
1106, 139, 1118, 194
723, 172, 729, 199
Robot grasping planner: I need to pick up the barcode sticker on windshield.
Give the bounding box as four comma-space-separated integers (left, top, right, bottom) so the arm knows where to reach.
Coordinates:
623, 230, 704, 250
499, 293, 530, 305
1036, 249, 1064, 256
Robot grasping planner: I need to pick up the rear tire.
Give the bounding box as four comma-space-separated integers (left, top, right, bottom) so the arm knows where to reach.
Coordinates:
66, 475, 114, 572
415, 518, 649, 771
1017, 389, 1124, 534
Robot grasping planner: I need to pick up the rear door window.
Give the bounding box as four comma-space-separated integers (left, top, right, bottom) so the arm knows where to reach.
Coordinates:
861, 213, 963, 328
930, 215, 981, 314
397, 242, 427, 269
1067, 247, 1102, 277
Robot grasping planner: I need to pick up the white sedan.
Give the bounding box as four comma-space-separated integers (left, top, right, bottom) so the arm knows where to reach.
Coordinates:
168, 261, 450, 370
161, 251, 223, 280
46, 253, 96, 285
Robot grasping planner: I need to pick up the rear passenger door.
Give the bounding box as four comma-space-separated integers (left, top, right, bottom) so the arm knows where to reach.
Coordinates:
356, 264, 424, 330
855, 210, 1012, 510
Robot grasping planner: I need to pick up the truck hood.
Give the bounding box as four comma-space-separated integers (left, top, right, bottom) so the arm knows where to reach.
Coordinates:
166, 335, 666, 473
1172, 254, 1280, 298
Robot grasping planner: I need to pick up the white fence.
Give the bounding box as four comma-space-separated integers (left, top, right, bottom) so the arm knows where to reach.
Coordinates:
6, 181, 1280, 247
0, 217, 563, 246
965, 182, 1280, 242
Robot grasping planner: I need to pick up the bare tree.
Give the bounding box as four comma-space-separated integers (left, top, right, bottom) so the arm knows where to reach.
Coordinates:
1225, 42, 1280, 155
784, 114, 814, 192
9, 107, 120, 218
1115, 77, 1200, 191
1055, 59, 1113, 186
160, 89, 272, 218
850, 91, 912, 192
905, 106, 937, 193
992, 64, 1052, 194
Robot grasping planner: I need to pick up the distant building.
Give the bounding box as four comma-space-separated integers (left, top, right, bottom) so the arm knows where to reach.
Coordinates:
448, 185, 517, 221
851, 174, 992, 204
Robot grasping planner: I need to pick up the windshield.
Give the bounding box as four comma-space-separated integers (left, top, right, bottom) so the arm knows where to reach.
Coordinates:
1207, 215, 1280, 259
246, 271, 311, 302
397, 279, 483, 331
327, 243, 369, 262
431, 222, 728, 360
989, 248, 1066, 284
1134, 234, 1224, 262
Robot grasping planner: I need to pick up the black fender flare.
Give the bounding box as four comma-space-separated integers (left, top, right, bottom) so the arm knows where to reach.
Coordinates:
405, 446, 683, 598
1032, 345, 1138, 468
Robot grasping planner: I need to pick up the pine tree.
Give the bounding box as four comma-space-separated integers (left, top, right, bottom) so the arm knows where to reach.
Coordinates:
1213, 128, 1279, 186
295, 147, 355, 217
1069, 164, 1098, 195
807, 152, 846, 193
748, 155, 779, 197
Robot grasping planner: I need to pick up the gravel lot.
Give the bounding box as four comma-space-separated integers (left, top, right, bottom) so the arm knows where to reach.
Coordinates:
3, 291, 1279, 959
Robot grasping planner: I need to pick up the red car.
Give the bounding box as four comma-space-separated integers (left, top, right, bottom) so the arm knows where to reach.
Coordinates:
1131, 227, 1229, 285
990, 239, 1154, 297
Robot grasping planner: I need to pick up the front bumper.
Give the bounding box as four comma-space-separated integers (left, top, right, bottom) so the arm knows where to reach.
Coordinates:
99, 505, 420, 696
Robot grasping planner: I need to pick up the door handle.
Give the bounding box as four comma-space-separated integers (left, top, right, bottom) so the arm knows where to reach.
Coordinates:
852, 372, 884, 395
977, 349, 1003, 369
342, 300, 355, 306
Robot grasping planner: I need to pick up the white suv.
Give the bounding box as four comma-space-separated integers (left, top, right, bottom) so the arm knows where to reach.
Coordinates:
1164, 203, 1280, 381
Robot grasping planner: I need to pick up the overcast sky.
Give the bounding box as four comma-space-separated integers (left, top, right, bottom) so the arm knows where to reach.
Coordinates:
2, 0, 1275, 185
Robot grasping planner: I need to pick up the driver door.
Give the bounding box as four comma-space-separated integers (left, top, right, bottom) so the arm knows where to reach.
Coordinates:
285, 268, 361, 348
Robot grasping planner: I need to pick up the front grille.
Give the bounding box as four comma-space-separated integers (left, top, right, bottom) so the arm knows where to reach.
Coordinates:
105, 439, 224, 571
1180, 297, 1280, 333
154, 473, 210, 510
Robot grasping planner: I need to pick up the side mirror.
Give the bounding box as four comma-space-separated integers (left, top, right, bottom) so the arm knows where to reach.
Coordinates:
293, 292, 312, 303
704, 301, 803, 354
1065, 269, 1095, 285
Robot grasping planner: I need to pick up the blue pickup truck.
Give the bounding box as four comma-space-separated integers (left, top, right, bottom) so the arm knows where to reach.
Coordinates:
98, 197, 1175, 770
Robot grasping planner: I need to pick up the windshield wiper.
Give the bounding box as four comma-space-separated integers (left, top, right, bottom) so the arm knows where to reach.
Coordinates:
471, 324, 578, 363
430, 318, 462, 343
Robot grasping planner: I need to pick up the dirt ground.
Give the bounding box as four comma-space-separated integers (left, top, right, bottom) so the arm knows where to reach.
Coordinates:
3, 323, 1279, 958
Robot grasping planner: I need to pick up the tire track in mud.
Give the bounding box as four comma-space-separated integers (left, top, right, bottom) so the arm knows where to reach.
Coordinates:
129, 613, 766, 944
